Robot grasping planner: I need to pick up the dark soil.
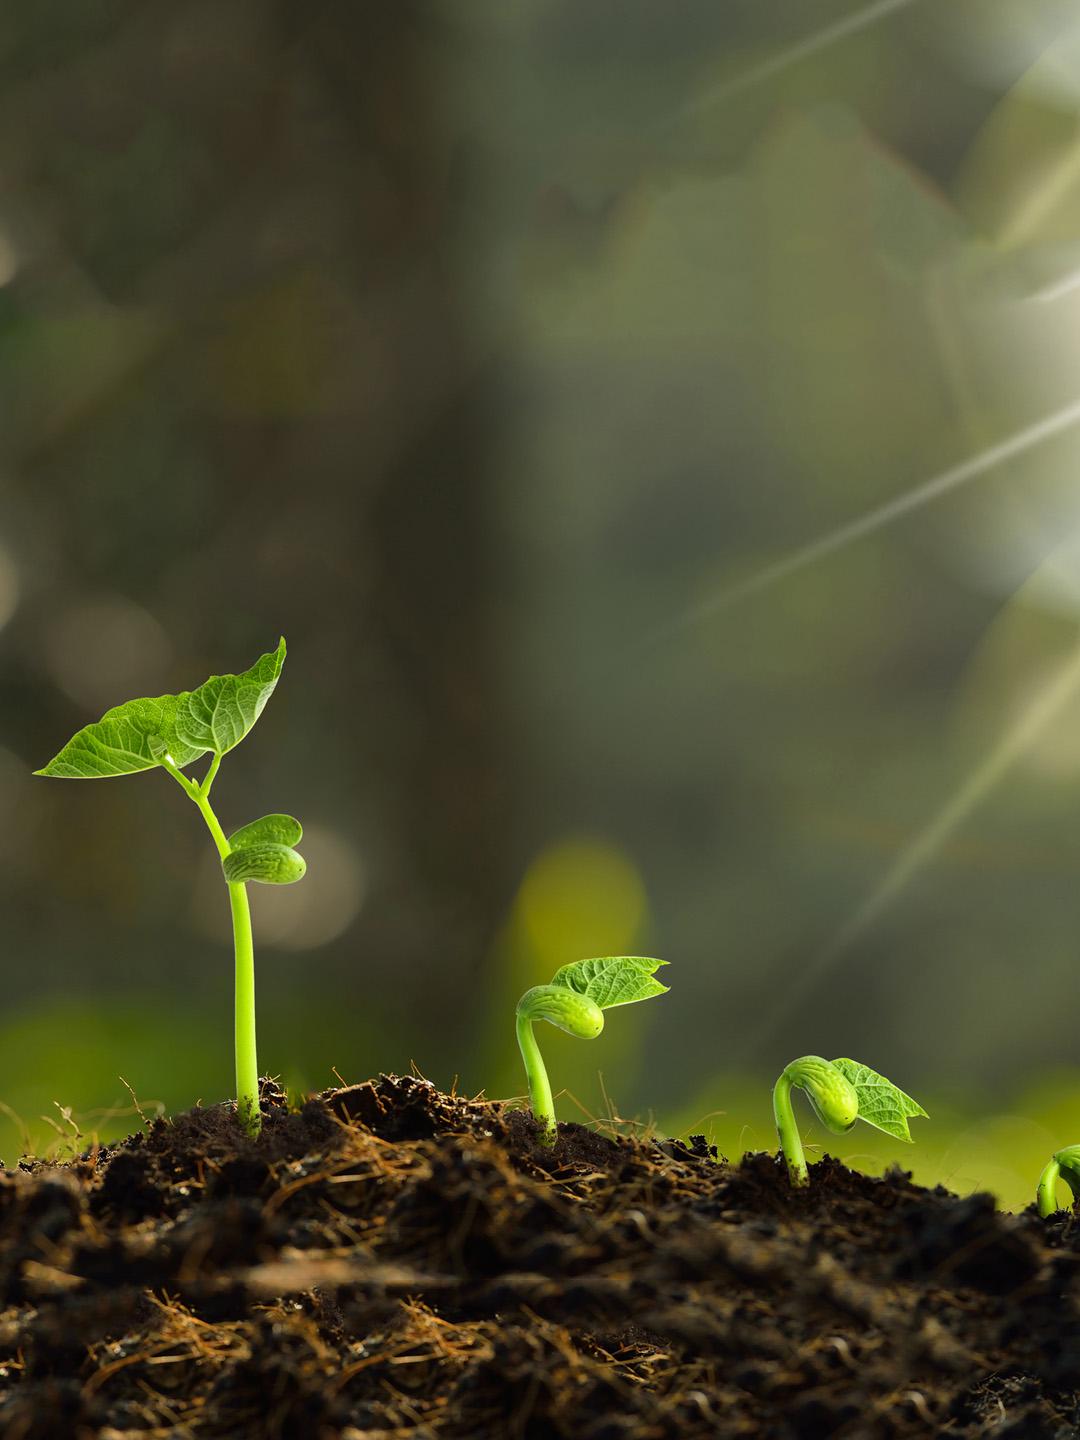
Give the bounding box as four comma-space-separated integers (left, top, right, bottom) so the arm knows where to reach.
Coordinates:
1, 1075, 1079, 1439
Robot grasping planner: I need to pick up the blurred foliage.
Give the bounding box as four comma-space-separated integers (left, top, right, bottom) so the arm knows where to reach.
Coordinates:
4, 2, 1080, 1210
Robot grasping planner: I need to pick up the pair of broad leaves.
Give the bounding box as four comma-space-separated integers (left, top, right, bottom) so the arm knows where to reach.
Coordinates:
36, 639, 305, 886
548, 955, 669, 1009
35, 639, 287, 779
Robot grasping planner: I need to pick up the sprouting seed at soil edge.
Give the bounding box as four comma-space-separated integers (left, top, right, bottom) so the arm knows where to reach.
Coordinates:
774, 1055, 928, 1185
516, 956, 670, 1144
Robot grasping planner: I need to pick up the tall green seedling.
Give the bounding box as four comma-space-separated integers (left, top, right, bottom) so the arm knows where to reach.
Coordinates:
774, 1055, 927, 1185
36, 638, 305, 1137
516, 956, 669, 1144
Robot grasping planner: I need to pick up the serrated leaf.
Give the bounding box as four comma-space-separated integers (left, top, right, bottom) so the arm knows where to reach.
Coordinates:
830, 1057, 928, 1142
550, 956, 669, 1009
172, 638, 286, 756
222, 843, 306, 885
229, 814, 303, 850
35, 639, 288, 780
34, 695, 204, 779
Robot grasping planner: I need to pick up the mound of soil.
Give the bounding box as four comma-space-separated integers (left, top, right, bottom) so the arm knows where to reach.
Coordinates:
0, 1075, 1078, 1438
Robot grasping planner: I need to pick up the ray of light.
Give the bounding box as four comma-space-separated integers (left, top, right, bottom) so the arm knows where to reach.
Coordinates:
644, 392, 1080, 649
734, 632, 1080, 1063
1035, 266, 1080, 303
679, 0, 921, 117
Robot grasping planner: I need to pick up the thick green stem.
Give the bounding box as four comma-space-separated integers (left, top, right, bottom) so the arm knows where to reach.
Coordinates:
165, 755, 261, 1137
1038, 1157, 1062, 1218
226, 878, 259, 1133
773, 1072, 807, 1186
516, 1012, 556, 1145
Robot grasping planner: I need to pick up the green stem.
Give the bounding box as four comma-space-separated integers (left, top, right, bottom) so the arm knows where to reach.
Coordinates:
1038, 1157, 1062, 1218
199, 750, 222, 798
516, 1012, 556, 1144
164, 755, 261, 1137
773, 1071, 807, 1185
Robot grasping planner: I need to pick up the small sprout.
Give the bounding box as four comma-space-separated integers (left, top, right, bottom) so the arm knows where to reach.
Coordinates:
1037, 1145, 1080, 1218
35, 638, 304, 1137
774, 1055, 928, 1186
516, 956, 669, 1144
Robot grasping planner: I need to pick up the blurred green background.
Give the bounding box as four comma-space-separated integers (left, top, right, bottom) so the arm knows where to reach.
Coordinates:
4, 1, 1080, 1210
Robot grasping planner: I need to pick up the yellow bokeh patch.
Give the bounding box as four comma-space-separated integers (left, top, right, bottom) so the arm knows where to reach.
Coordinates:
516, 836, 647, 969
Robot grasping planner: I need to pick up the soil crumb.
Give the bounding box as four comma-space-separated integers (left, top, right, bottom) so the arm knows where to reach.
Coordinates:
0, 1073, 1077, 1438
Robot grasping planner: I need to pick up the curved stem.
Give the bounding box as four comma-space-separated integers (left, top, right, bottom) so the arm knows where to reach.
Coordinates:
773, 1071, 807, 1185
516, 1012, 556, 1145
1038, 1157, 1063, 1218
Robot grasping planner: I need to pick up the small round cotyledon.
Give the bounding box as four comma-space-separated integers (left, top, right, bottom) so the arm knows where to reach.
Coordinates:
515, 956, 670, 1144
35, 638, 306, 1138
773, 1055, 928, 1186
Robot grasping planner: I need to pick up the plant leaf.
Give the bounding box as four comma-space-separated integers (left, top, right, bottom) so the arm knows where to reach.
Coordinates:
550, 956, 669, 1009
172, 638, 286, 757
35, 639, 287, 780
229, 814, 303, 850
34, 696, 204, 779
830, 1057, 928, 1142
222, 843, 306, 885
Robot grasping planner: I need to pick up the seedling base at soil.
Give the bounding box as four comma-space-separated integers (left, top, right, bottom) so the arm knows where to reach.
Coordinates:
1, 1075, 1077, 1438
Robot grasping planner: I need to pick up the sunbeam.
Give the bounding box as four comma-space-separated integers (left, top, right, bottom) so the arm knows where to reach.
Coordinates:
644, 392, 1080, 650
677, 0, 922, 117
734, 631, 1080, 1062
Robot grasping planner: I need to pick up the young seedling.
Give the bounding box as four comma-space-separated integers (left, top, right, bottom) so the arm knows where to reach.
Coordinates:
1037, 1145, 1080, 1218
35, 638, 304, 1137
773, 1056, 928, 1185
516, 955, 669, 1143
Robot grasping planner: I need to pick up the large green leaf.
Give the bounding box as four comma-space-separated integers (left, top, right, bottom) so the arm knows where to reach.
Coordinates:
831, 1058, 928, 1142
172, 638, 286, 756
35, 639, 286, 780
34, 695, 204, 778
550, 956, 669, 1009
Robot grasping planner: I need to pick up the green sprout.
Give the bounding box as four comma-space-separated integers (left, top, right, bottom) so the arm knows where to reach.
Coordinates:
516, 955, 669, 1143
773, 1055, 928, 1185
1037, 1145, 1080, 1218
35, 638, 304, 1138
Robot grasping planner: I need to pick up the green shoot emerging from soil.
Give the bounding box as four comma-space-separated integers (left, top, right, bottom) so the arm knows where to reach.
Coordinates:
516, 956, 669, 1144
773, 1056, 928, 1186
1037, 1144, 1080, 1217
35, 638, 304, 1138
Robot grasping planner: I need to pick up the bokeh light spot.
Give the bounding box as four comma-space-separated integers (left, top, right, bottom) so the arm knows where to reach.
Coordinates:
247, 824, 366, 951
42, 596, 171, 712
516, 836, 648, 967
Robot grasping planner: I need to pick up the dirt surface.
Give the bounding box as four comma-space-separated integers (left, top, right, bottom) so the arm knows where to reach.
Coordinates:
1, 1074, 1079, 1438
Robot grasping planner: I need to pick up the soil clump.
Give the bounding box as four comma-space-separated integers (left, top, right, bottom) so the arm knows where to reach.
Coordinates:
1, 1073, 1077, 1438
